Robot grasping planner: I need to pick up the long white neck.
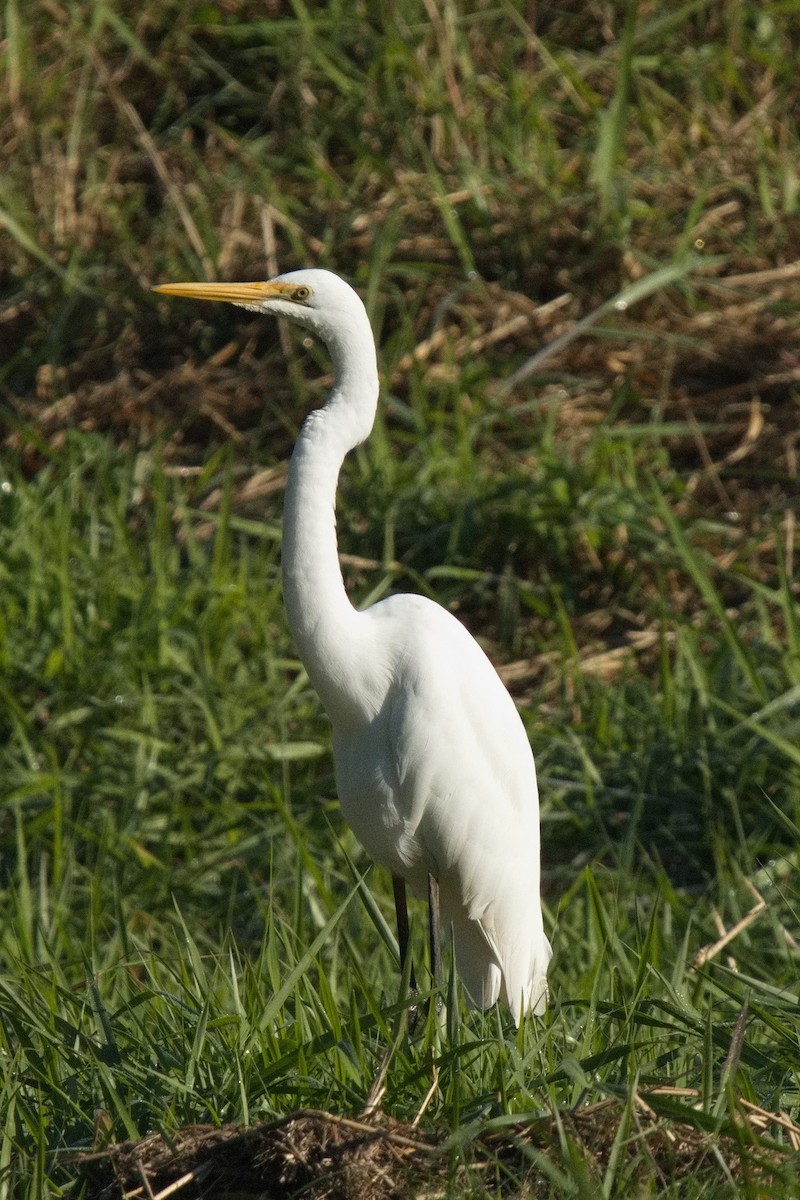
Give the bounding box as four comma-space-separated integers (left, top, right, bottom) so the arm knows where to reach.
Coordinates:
281, 311, 380, 725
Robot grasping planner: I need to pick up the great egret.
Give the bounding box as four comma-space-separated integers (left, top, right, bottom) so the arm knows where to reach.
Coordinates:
153, 269, 551, 1020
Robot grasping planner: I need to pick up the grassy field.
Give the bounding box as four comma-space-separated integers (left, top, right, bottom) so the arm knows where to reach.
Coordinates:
1, 0, 800, 1194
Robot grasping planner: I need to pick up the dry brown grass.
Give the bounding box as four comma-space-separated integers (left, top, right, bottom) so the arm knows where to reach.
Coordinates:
66, 1090, 799, 1199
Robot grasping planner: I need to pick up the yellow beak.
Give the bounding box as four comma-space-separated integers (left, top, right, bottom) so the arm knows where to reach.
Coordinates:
151, 280, 294, 304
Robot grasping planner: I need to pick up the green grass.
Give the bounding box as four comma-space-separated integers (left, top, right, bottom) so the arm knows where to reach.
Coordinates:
2, 431, 798, 1195
1, 0, 800, 1195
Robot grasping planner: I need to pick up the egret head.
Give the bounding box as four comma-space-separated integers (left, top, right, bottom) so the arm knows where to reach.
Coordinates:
153, 268, 367, 342
153, 267, 378, 405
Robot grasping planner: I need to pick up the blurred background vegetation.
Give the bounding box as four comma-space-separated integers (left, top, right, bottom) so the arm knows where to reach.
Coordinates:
1, 0, 799, 1194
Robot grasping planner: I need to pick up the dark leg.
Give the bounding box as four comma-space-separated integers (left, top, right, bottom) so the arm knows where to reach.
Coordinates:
427, 873, 441, 989
392, 874, 417, 993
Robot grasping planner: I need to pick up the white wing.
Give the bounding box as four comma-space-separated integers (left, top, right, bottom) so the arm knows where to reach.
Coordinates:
334, 594, 551, 1017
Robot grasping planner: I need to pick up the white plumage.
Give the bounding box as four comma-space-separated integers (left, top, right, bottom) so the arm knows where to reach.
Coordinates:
153, 268, 551, 1020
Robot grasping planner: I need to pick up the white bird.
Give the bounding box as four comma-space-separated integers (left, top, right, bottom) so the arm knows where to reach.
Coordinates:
153, 269, 551, 1020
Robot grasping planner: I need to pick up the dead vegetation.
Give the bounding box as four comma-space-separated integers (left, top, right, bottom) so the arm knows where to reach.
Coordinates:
64, 1091, 799, 1199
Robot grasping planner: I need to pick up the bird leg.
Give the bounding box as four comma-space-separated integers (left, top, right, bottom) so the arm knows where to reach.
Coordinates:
427, 873, 441, 990
392, 874, 417, 994
393, 873, 442, 1027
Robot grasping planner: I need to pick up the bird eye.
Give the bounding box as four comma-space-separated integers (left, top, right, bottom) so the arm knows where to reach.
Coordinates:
293, 285, 311, 302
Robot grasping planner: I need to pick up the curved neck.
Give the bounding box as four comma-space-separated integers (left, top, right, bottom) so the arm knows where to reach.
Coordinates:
281, 334, 379, 724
